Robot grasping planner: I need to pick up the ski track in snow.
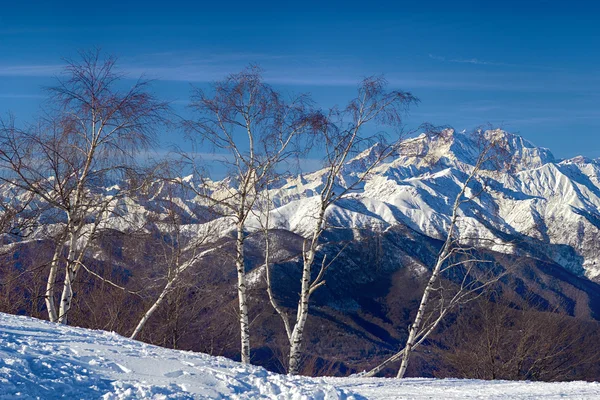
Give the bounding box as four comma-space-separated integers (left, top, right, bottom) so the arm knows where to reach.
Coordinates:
1, 313, 600, 399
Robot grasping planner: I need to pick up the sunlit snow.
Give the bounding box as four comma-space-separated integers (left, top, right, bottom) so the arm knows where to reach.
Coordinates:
1, 313, 599, 399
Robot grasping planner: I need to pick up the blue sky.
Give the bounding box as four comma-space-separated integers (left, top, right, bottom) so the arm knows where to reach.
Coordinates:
1, 0, 599, 160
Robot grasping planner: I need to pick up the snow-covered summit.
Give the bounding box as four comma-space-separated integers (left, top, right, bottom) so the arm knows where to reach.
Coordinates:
390, 128, 555, 172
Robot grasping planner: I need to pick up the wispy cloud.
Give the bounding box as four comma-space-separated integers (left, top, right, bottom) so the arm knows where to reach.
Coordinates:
0, 52, 579, 93
0, 64, 64, 77
122, 63, 478, 89
121, 51, 571, 91
428, 54, 557, 70
119, 51, 358, 86
119, 55, 500, 89
506, 111, 600, 125
0, 93, 45, 99
140, 148, 323, 176
111, 64, 585, 92
429, 53, 512, 66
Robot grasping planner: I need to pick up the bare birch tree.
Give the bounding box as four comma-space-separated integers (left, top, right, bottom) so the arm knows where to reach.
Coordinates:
185, 66, 324, 364
0, 50, 168, 324
129, 172, 224, 340
363, 128, 511, 378
262, 77, 419, 375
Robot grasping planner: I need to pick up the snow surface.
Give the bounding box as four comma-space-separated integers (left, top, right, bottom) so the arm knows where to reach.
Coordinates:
2, 312, 600, 399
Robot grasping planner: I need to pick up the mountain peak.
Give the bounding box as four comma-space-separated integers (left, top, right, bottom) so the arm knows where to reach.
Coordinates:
394, 128, 555, 172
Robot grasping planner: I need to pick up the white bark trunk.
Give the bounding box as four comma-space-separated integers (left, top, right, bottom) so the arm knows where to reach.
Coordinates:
396, 156, 481, 378
58, 228, 81, 325
287, 250, 313, 375
56, 122, 95, 325
130, 242, 220, 340
397, 246, 447, 378
287, 205, 325, 375
130, 276, 176, 340
362, 153, 486, 378
57, 264, 75, 325
236, 220, 251, 364
44, 242, 62, 322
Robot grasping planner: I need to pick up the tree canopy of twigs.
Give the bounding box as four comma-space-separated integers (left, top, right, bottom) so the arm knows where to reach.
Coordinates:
0, 49, 169, 324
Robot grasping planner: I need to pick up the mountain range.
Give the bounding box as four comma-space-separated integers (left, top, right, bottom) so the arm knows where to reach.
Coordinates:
4, 128, 600, 377
139, 128, 600, 281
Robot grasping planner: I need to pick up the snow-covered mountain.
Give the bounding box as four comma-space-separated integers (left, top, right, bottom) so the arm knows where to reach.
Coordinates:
250, 128, 600, 281
3, 312, 600, 399
6, 128, 600, 282
4, 129, 600, 379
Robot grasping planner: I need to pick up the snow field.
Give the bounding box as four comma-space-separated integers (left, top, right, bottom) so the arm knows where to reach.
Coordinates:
1, 313, 600, 399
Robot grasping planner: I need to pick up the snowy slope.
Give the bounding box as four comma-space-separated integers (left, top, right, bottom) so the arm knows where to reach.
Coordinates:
0, 313, 347, 399
2, 312, 600, 399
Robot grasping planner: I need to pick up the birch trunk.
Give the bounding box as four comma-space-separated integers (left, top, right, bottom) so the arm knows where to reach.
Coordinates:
287, 252, 314, 375
44, 242, 63, 322
264, 227, 292, 341
58, 228, 79, 325
131, 241, 221, 340
363, 218, 454, 379
396, 242, 449, 378
130, 275, 176, 340
57, 265, 75, 325
236, 219, 250, 364
287, 205, 325, 375
396, 151, 484, 378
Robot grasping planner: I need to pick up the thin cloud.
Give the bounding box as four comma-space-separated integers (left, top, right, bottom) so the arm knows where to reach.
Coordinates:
120, 62, 501, 89
0, 93, 45, 99
140, 149, 323, 175
0, 64, 64, 77
428, 54, 557, 70
429, 53, 519, 67
138, 52, 293, 64
0, 53, 575, 93
120, 63, 574, 92
119, 51, 554, 90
